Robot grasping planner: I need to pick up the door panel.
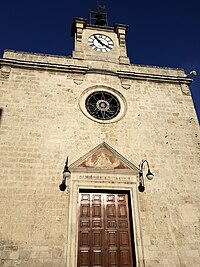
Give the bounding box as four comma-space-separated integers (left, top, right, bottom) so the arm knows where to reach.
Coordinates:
78, 192, 135, 267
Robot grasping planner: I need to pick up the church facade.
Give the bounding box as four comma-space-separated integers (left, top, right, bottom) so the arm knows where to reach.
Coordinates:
0, 16, 200, 267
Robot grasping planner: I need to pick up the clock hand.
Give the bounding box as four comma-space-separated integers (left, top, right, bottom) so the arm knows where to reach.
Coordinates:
94, 35, 104, 46
94, 35, 111, 49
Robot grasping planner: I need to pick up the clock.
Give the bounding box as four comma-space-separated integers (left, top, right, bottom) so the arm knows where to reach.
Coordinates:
88, 34, 114, 52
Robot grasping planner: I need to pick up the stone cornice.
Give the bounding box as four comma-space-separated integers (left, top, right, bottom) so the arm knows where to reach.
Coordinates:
0, 58, 192, 84
0, 58, 88, 74
117, 70, 193, 84
87, 68, 192, 84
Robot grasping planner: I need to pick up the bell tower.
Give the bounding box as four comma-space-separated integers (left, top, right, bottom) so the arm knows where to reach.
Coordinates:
71, 4, 130, 64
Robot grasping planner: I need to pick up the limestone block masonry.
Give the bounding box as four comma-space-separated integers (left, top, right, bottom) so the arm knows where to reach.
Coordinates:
0, 25, 200, 267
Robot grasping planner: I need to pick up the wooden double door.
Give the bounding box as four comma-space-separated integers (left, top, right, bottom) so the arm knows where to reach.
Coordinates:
78, 191, 136, 267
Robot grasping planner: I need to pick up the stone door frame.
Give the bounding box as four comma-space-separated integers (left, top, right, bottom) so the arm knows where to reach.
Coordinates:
66, 172, 145, 267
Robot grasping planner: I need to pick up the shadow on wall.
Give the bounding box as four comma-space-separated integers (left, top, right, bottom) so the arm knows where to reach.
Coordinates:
0, 108, 3, 124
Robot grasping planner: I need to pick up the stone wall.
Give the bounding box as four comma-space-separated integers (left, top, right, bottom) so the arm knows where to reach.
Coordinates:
0, 50, 200, 267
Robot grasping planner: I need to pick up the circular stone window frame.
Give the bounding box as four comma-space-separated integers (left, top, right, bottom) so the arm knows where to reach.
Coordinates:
79, 85, 127, 124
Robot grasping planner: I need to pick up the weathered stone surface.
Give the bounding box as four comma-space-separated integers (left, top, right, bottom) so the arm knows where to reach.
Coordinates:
0, 19, 199, 267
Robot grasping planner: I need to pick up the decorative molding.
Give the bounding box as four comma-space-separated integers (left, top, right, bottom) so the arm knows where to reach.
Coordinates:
0, 65, 11, 79
73, 73, 84, 84
70, 142, 139, 175
120, 77, 131, 89
77, 174, 133, 183
71, 17, 87, 41
0, 58, 88, 74
180, 83, 191, 96
0, 58, 192, 85
114, 24, 128, 48
117, 70, 193, 85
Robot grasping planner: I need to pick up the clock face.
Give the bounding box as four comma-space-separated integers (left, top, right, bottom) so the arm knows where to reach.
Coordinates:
88, 34, 114, 52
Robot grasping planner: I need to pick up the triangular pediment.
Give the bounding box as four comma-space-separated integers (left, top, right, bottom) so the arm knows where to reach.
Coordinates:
70, 142, 139, 174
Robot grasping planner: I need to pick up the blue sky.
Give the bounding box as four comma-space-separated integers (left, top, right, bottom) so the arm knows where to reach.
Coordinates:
1, 0, 199, 122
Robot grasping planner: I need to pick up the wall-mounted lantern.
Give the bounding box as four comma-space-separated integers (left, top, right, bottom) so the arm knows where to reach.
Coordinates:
59, 157, 71, 191
138, 159, 154, 192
